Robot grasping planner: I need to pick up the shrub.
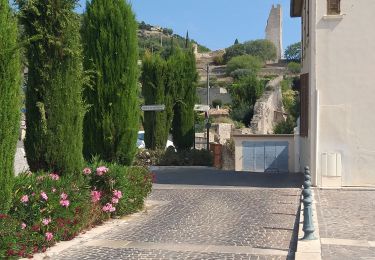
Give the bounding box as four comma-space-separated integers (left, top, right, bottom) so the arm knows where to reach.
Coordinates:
230, 69, 253, 80
213, 54, 225, 65
1, 163, 153, 258
287, 62, 301, 74
226, 55, 262, 76
274, 118, 296, 134
224, 39, 277, 62
0, 0, 21, 213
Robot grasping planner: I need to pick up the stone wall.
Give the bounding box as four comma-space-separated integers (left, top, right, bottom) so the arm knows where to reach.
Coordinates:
249, 76, 286, 134
265, 4, 283, 62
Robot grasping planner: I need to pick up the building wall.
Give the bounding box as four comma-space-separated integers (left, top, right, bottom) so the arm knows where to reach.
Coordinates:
233, 135, 296, 173
265, 4, 283, 61
314, 0, 375, 186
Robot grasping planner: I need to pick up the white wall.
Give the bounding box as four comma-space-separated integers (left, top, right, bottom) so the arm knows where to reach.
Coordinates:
314, 0, 375, 186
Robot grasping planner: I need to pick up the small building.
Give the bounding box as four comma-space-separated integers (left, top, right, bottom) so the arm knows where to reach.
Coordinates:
290, 0, 375, 187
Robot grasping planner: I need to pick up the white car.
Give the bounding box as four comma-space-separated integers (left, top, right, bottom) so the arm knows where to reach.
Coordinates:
137, 131, 174, 150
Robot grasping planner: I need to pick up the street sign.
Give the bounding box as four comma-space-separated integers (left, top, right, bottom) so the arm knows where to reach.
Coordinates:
194, 104, 210, 112
141, 105, 165, 111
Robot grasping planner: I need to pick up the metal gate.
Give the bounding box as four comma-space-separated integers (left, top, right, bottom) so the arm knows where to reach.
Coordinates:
243, 141, 289, 173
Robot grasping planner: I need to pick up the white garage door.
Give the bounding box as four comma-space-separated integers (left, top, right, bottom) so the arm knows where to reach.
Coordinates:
243, 141, 289, 173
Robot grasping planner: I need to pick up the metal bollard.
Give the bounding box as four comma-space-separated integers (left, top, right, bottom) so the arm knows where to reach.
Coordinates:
302, 166, 316, 240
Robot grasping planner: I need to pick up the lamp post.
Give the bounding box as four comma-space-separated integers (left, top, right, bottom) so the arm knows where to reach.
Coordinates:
198, 64, 211, 150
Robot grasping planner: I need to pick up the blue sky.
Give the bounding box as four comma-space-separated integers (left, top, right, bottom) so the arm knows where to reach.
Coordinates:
77, 0, 301, 51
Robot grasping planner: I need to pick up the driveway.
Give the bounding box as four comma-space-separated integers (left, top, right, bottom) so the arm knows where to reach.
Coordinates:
53, 167, 303, 260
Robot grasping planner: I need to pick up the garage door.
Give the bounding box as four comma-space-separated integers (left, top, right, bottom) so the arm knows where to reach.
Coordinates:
243, 141, 289, 173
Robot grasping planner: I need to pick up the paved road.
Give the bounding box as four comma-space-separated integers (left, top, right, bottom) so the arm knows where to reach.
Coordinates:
54, 168, 303, 260
316, 189, 375, 260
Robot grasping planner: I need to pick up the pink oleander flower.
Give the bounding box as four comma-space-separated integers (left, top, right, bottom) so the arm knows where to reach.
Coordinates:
49, 173, 60, 180
52, 187, 56, 193
45, 232, 53, 242
60, 199, 70, 207
60, 192, 68, 200
31, 192, 35, 196
91, 190, 101, 203
96, 166, 109, 176
113, 190, 122, 199
102, 203, 116, 212
111, 197, 119, 204
42, 218, 51, 226
40, 192, 48, 201
83, 167, 92, 175
21, 223, 27, 229
20, 195, 29, 203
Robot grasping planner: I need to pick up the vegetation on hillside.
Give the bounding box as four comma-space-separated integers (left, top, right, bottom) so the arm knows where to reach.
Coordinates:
223, 39, 277, 63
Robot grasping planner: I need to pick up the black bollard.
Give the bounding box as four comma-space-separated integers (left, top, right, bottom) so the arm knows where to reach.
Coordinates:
302, 166, 316, 240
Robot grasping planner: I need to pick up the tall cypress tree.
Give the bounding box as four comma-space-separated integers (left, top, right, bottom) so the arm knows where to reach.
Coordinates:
169, 48, 197, 151
0, 0, 21, 213
82, 0, 139, 165
141, 52, 169, 150
20, 0, 84, 175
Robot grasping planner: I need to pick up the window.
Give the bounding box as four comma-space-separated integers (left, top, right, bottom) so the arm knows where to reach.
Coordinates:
300, 73, 309, 137
327, 0, 340, 15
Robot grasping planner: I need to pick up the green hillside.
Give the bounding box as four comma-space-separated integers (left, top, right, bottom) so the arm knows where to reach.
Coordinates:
137, 21, 210, 57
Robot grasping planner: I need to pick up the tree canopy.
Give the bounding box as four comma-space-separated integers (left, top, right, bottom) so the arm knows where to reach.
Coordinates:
284, 42, 301, 61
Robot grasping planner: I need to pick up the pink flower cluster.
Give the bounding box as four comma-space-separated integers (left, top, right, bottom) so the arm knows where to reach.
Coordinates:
59, 193, 70, 207
40, 191, 48, 201
96, 166, 109, 176
49, 173, 60, 180
21, 223, 27, 229
42, 218, 51, 226
91, 190, 102, 203
102, 203, 116, 212
83, 167, 92, 175
45, 232, 53, 241
20, 195, 29, 203
111, 190, 122, 204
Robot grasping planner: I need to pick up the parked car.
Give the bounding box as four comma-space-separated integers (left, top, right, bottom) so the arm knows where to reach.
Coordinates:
137, 131, 175, 150
137, 131, 145, 149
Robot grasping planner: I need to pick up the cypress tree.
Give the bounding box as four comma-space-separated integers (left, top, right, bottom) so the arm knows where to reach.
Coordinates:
20, 0, 84, 175
141, 52, 169, 150
185, 31, 190, 48
82, 0, 139, 165
169, 48, 197, 151
0, 0, 21, 213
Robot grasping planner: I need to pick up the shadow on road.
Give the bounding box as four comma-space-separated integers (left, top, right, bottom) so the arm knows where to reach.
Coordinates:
153, 166, 304, 188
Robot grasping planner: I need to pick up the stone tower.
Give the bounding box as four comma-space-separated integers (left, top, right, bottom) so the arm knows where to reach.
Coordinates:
265, 4, 283, 62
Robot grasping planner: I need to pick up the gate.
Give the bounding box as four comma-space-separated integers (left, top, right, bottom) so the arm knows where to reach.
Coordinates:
243, 141, 288, 173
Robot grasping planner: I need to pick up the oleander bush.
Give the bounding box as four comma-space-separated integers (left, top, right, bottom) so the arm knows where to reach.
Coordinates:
0, 163, 153, 258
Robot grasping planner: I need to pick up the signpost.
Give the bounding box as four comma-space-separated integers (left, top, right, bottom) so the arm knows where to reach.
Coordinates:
194, 104, 210, 112
141, 105, 165, 111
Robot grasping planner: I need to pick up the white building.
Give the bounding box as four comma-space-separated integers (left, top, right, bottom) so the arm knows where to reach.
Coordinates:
291, 0, 375, 187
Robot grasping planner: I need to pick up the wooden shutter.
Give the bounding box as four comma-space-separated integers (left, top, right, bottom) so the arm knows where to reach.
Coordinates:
300, 73, 309, 137
328, 0, 340, 15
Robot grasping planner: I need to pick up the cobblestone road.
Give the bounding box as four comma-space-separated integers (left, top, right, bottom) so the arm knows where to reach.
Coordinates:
53, 169, 302, 260
316, 189, 375, 260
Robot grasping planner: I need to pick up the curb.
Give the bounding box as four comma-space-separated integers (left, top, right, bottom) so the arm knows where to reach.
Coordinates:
295, 190, 322, 260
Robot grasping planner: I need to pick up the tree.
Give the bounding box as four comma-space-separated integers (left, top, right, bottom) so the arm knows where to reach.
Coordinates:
82, 0, 139, 165
284, 42, 301, 61
234, 38, 239, 45
168, 48, 197, 151
243, 39, 277, 62
141, 53, 169, 150
185, 30, 190, 48
0, 0, 21, 213
226, 55, 263, 76
229, 75, 264, 126
224, 39, 277, 63
20, 0, 85, 175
